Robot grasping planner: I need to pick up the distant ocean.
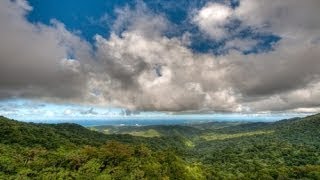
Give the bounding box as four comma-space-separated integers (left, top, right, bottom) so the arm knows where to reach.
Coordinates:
22, 114, 309, 127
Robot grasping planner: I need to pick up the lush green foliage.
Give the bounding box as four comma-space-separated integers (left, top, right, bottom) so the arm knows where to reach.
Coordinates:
0, 114, 320, 179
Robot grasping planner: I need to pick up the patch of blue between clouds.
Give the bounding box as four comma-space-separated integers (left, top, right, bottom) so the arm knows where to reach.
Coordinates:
27, 0, 134, 42
26, 0, 280, 56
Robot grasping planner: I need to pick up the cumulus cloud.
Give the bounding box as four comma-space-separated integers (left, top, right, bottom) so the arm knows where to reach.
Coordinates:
0, 0, 93, 101
112, 1, 169, 38
92, 30, 239, 111
235, 0, 320, 39
0, 0, 320, 113
193, 2, 233, 40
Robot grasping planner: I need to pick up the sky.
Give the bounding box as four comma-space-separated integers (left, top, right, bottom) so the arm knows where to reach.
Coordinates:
0, 0, 320, 121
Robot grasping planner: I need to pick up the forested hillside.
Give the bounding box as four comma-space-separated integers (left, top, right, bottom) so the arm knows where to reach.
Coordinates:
0, 115, 320, 179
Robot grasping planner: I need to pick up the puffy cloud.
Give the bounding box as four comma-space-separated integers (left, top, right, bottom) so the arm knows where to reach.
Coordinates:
112, 1, 169, 38
219, 0, 320, 113
193, 3, 233, 40
0, 0, 320, 114
63, 109, 73, 115
235, 0, 320, 38
0, 0, 93, 101
246, 81, 320, 112
92, 30, 239, 111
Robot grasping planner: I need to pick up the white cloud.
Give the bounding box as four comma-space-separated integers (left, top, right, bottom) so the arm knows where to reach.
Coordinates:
1, 0, 320, 114
235, 0, 320, 40
193, 3, 233, 40
63, 109, 74, 115
112, 1, 168, 38
92, 30, 239, 111
0, 0, 93, 101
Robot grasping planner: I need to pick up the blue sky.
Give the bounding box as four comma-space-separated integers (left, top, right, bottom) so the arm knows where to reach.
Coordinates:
26, 0, 279, 55
0, 0, 320, 121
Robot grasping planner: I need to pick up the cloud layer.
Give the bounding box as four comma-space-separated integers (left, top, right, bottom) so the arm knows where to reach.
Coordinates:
0, 0, 320, 113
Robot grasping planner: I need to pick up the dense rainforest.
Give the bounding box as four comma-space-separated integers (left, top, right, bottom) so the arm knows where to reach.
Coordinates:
0, 114, 320, 179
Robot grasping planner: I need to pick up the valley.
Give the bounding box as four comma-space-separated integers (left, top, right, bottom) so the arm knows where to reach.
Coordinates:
0, 114, 319, 179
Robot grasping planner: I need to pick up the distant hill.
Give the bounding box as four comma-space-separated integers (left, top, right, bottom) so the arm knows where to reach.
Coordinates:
90, 121, 248, 138
91, 114, 320, 139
